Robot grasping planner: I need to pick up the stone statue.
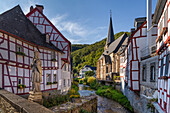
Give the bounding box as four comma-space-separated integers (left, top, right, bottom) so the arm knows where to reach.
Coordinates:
31, 51, 42, 92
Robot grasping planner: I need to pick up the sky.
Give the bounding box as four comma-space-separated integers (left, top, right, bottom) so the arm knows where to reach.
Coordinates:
0, 0, 157, 44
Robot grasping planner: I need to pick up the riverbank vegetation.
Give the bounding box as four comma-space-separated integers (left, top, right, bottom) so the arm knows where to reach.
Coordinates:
74, 77, 134, 112
43, 81, 80, 108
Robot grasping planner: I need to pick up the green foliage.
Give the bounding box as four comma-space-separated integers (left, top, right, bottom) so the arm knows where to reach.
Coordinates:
16, 51, 26, 56
147, 98, 158, 112
72, 44, 89, 52
79, 80, 83, 84
85, 71, 95, 76
74, 78, 81, 82
95, 85, 134, 112
71, 32, 130, 71
87, 77, 96, 85
43, 94, 70, 108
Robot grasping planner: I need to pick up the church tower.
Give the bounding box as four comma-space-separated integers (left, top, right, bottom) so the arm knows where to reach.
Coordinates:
105, 12, 115, 50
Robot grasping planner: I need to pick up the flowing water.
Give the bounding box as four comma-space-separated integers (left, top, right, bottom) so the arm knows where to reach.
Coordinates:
78, 84, 130, 113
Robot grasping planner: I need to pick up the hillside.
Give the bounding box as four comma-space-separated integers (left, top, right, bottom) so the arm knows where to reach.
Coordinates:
72, 44, 89, 52
71, 31, 130, 73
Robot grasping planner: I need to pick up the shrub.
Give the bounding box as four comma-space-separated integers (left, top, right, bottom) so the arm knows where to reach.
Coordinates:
79, 80, 83, 84
95, 85, 134, 112
87, 77, 96, 85
43, 94, 70, 108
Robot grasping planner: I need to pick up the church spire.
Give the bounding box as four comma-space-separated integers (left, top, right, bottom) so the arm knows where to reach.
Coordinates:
106, 10, 115, 48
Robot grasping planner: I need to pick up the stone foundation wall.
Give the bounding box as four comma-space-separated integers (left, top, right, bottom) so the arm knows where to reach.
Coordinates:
124, 86, 152, 113
0, 95, 18, 113
51, 96, 97, 113
0, 89, 54, 113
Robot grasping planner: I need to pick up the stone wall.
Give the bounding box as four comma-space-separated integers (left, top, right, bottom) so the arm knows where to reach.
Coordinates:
51, 96, 97, 113
0, 89, 54, 113
124, 86, 152, 113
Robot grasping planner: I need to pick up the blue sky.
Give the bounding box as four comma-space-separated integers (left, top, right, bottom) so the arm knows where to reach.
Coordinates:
0, 0, 157, 44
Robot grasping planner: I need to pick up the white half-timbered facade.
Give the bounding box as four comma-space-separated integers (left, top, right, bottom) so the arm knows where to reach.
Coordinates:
26, 5, 72, 92
0, 5, 71, 95
153, 0, 170, 112
126, 18, 157, 91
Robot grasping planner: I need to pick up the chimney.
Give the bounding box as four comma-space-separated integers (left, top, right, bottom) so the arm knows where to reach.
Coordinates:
147, 0, 152, 47
30, 6, 33, 12
36, 5, 44, 13
131, 28, 135, 35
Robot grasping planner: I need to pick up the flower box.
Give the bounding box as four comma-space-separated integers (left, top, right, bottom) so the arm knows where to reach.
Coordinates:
161, 76, 168, 80
46, 82, 52, 85
51, 58, 57, 62
16, 52, 26, 56
18, 84, 26, 89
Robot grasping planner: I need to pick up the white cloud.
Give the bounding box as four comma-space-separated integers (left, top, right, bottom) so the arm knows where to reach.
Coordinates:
51, 14, 107, 44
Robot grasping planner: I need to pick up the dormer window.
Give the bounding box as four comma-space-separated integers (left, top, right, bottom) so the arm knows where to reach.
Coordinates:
51, 51, 55, 59
16, 45, 25, 56
46, 34, 50, 43
17, 45, 23, 52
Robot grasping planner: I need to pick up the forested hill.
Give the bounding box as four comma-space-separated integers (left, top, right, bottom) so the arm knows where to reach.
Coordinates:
71, 32, 130, 73
72, 44, 89, 52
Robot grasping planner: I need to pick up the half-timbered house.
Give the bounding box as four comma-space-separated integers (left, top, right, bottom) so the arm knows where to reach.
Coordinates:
123, 1, 159, 112
152, 0, 170, 112
0, 5, 72, 95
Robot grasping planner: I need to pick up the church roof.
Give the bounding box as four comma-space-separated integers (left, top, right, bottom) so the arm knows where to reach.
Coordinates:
106, 17, 115, 47
98, 33, 128, 60
0, 5, 63, 53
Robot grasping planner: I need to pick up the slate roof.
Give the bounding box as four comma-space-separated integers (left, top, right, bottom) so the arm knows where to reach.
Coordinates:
0, 5, 63, 53
83, 65, 97, 71
106, 17, 115, 47
99, 33, 128, 60
152, 0, 167, 24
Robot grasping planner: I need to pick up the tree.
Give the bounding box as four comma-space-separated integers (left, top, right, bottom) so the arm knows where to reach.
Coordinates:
85, 71, 95, 76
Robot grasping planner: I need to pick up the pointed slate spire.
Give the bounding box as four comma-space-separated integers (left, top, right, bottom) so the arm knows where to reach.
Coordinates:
106, 10, 115, 47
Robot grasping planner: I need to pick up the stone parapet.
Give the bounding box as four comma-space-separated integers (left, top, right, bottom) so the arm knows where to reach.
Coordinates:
0, 89, 54, 113
51, 96, 97, 113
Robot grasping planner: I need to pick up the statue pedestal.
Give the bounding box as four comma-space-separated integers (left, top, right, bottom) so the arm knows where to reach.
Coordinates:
28, 91, 43, 104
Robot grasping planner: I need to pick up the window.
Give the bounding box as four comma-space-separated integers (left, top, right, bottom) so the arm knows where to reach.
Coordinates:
164, 9, 168, 28
64, 64, 66, 71
142, 64, 147, 81
53, 74, 57, 82
150, 63, 155, 82
68, 79, 70, 86
17, 45, 23, 52
63, 79, 66, 87
47, 74, 51, 82
120, 68, 123, 73
51, 51, 56, 59
68, 64, 69, 71
160, 58, 164, 77
18, 77, 23, 84
165, 53, 169, 76
46, 34, 50, 43
106, 65, 108, 73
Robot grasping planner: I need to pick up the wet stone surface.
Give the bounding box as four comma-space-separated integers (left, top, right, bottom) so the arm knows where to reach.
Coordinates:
0, 108, 5, 113
78, 84, 130, 113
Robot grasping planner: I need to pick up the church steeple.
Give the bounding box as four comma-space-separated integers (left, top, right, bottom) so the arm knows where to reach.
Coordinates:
105, 10, 115, 49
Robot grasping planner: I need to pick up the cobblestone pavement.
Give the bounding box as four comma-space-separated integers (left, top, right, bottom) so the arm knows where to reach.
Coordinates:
97, 95, 130, 113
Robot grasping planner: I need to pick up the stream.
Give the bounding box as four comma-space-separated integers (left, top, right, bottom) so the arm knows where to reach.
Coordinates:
78, 84, 130, 113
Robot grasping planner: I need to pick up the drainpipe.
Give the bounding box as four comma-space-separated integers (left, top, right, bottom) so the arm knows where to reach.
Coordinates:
147, 0, 152, 48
